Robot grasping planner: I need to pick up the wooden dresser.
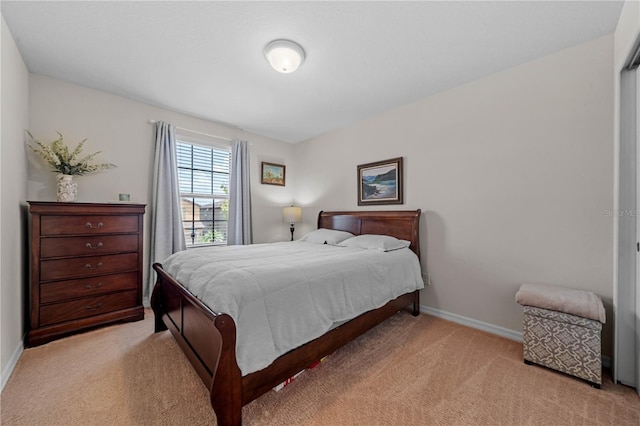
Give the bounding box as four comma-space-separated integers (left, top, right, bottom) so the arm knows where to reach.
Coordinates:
28, 202, 145, 346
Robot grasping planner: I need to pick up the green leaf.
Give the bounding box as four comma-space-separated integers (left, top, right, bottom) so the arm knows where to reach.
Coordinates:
24, 130, 116, 175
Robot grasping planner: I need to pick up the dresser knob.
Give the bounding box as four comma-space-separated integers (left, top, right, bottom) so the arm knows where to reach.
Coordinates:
86, 302, 103, 311
85, 282, 103, 290
85, 222, 104, 229
85, 242, 103, 249
84, 262, 103, 270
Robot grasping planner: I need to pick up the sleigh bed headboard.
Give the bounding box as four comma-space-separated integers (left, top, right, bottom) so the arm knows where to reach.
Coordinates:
317, 210, 421, 259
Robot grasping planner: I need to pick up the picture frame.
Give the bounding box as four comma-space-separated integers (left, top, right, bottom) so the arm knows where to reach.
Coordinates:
357, 157, 403, 206
261, 162, 286, 186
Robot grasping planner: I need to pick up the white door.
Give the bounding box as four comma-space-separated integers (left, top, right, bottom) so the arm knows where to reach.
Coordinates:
636, 68, 640, 396
615, 66, 639, 388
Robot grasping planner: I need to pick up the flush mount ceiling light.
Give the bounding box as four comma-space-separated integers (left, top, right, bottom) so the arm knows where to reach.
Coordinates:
264, 39, 305, 74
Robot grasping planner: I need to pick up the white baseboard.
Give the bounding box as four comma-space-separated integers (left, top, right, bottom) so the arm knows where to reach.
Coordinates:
1, 339, 24, 392
419, 305, 611, 369
420, 305, 523, 342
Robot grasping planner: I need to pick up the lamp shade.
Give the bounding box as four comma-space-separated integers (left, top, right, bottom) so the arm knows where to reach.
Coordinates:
283, 206, 302, 224
264, 39, 305, 74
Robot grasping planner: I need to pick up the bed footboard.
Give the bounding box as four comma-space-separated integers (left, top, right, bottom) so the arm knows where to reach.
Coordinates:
152, 263, 243, 424
151, 265, 236, 388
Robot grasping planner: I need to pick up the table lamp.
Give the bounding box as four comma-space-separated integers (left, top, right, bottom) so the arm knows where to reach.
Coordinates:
282, 206, 302, 241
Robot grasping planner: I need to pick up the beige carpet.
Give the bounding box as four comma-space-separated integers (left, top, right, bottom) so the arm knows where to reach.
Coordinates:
1, 309, 638, 425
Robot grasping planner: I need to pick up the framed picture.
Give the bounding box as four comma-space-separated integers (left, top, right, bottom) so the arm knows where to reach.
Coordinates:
357, 157, 403, 205
261, 162, 286, 186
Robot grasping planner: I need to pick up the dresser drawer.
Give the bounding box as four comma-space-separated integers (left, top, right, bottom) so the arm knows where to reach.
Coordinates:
40, 215, 139, 236
40, 253, 138, 281
40, 234, 138, 258
40, 272, 138, 304
39, 290, 138, 326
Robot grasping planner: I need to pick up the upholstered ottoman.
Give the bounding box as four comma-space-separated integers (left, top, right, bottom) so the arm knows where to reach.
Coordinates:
516, 283, 606, 387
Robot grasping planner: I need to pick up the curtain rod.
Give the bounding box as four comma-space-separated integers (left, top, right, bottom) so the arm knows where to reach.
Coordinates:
149, 119, 232, 142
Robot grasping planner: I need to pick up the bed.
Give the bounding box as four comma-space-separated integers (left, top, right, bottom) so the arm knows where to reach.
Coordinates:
151, 209, 422, 425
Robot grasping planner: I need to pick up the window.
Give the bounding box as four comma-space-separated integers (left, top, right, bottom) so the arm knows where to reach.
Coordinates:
176, 140, 230, 246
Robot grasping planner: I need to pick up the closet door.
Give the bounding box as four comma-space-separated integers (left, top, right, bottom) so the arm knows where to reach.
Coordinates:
636, 67, 640, 395
615, 54, 639, 390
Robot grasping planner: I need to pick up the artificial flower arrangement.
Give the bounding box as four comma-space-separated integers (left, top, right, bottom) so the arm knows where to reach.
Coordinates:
26, 130, 115, 175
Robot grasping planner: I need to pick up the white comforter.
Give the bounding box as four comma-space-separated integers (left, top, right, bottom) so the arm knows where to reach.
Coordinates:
162, 241, 424, 375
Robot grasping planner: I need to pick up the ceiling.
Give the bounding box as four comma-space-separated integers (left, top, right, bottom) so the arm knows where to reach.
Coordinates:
2, 1, 624, 143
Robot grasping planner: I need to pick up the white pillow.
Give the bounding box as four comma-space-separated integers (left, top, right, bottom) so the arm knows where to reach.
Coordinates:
298, 228, 355, 245
338, 234, 411, 252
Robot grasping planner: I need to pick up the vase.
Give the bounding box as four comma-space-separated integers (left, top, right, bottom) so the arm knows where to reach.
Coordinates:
56, 174, 78, 202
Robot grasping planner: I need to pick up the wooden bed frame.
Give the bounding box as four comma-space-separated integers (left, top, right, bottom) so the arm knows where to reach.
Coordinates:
151, 209, 422, 425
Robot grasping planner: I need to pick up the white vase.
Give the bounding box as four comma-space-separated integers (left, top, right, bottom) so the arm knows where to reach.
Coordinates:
56, 174, 78, 202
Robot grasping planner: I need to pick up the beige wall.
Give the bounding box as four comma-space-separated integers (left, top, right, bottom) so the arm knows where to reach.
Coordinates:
294, 35, 615, 355
1, 15, 30, 387
27, 75, 295, 294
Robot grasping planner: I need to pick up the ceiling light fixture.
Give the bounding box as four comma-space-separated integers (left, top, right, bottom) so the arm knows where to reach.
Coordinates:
264, 39, 305, 74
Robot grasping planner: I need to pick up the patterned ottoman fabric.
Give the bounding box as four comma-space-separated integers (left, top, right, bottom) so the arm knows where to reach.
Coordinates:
522, 305, 602, 385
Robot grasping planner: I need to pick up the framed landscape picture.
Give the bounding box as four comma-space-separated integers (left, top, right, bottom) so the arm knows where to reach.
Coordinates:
261, 162, 286, 186
357, 157, 403, 205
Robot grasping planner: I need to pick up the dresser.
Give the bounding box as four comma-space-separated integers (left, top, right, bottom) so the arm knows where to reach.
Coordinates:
28, 202, 145, 346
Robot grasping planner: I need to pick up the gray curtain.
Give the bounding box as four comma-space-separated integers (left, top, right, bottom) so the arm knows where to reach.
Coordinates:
227, 140, 252, 245
147, 121, 186, 298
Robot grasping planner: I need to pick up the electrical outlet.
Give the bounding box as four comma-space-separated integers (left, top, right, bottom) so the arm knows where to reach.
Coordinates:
422, 272, 431, 286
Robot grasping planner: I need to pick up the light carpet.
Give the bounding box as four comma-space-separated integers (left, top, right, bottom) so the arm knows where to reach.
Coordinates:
1, 309, 638, 425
